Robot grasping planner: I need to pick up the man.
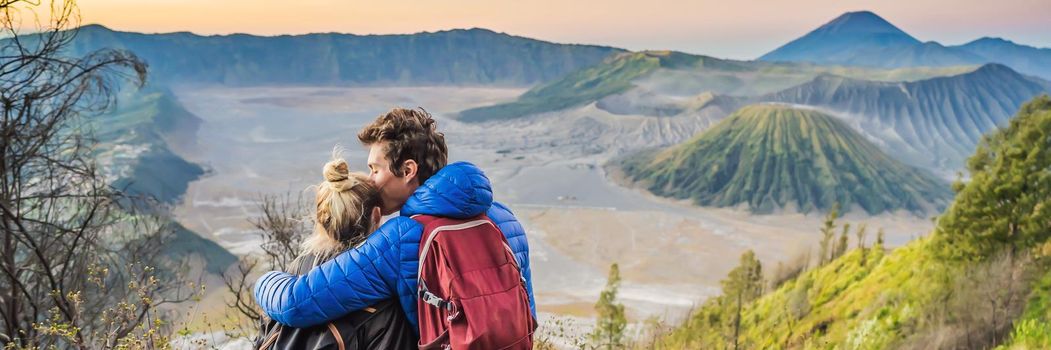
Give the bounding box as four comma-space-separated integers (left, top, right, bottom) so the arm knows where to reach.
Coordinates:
253, 107, 536, 330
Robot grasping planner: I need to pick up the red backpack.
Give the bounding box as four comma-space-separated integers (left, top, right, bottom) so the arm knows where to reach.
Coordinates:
412, 214, 536, 350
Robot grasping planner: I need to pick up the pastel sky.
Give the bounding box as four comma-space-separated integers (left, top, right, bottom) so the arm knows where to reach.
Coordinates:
78, 0, 1050, 59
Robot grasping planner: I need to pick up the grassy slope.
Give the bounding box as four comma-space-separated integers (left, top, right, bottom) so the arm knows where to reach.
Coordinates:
659, 233, 1051, 349
457, 51, 664, 122
656, 96, 1051, 349
620, 105, 950, 215
995, 269, 1051, 349
660, 239, 935, 348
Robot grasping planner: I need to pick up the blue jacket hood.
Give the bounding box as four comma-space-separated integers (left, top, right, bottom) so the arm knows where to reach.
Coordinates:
400, 161, 493, 219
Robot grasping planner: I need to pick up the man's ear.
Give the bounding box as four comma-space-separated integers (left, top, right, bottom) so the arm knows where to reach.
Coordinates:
401, 159, 418, 183
370, 206, 382, 231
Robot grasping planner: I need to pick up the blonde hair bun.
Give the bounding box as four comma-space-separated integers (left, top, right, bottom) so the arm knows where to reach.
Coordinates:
305, 154, 381, 258
323, 158, 357, 191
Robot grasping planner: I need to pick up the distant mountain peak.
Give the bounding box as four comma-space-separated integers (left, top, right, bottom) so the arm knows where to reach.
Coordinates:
758, 11, 921, 63
970, 37, 1014, 45
77, 23, 113, 32
760, 11, 1051, 79
433, 27, 500, 35
812, 11, 916, 40
968, 62, 1023, 77
464, 27, 498, 34
960, 36, 1049, 51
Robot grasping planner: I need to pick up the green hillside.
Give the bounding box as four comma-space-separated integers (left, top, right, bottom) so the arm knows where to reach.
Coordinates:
654, 96, 1051, 349
457, 51, 665, 122
92, 87, 236, 274
619, 104, 950, 214
95, 88, 205, 204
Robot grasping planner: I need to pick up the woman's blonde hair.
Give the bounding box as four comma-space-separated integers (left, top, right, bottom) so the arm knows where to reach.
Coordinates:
301, 154, 381, 259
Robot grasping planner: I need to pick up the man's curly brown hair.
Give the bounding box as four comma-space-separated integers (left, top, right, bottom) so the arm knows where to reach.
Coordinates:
357, 107, 448, 183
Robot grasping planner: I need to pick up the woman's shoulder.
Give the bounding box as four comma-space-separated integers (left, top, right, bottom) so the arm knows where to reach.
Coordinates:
290, 252, 327, 275
369, 216, 425, 244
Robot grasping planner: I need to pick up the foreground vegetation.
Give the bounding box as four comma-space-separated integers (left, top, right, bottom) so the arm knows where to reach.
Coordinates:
644, 95, 1051, 349
0, 1, 199, 348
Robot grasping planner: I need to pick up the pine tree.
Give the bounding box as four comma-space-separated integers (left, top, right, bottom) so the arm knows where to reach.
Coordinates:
855, 224, 868, 250
936, 95, 1051, 260
721, 250, 764, 350
834, 223, 851, 260
855, 224, 869, 265
873, 228, 886, 261
591, 263, 627, 349
818, 203, 840, 265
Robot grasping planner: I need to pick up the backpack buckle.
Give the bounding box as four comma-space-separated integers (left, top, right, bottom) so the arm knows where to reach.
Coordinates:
420, 288, 460, 320
420, 290, 443, 307
421, 289, 454, 309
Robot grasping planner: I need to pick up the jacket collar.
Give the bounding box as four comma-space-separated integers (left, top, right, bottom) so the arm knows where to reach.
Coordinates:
399, 162, 493, 219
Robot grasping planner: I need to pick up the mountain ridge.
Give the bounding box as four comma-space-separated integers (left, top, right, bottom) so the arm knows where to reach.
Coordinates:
758, 63, 1051, 174
457, 50, 975, 122
68, 24, 624, 86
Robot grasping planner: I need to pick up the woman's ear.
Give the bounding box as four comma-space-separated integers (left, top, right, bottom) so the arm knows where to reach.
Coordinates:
370, 206, 382, 231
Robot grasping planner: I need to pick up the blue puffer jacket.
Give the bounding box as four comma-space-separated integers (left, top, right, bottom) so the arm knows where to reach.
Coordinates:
253, 162, 536, 329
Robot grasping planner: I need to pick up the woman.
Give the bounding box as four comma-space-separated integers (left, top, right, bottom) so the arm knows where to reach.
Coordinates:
255, 155, 417, 350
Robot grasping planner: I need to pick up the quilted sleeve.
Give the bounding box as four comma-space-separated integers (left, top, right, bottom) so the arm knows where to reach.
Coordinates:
252, 217, 422, 327
488, 202, 537, 319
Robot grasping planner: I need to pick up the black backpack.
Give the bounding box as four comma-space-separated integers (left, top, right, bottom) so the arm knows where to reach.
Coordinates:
254, 253, 418, 350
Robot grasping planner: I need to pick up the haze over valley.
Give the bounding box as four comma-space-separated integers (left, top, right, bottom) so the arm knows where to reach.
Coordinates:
77, 8, 1051, 347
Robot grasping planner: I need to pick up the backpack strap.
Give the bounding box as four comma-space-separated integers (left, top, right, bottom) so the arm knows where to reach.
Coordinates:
413, 215, 498, 318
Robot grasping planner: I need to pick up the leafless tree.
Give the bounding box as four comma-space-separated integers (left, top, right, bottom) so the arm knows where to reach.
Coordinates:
223, 193, 310, 332
769, 249, 810, 290
0, 1, 192, 348
899, 251, 1033, 350
252, 193, 310, 273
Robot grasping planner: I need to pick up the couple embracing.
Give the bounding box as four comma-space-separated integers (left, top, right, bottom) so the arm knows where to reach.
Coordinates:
252, 108, 537, 349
